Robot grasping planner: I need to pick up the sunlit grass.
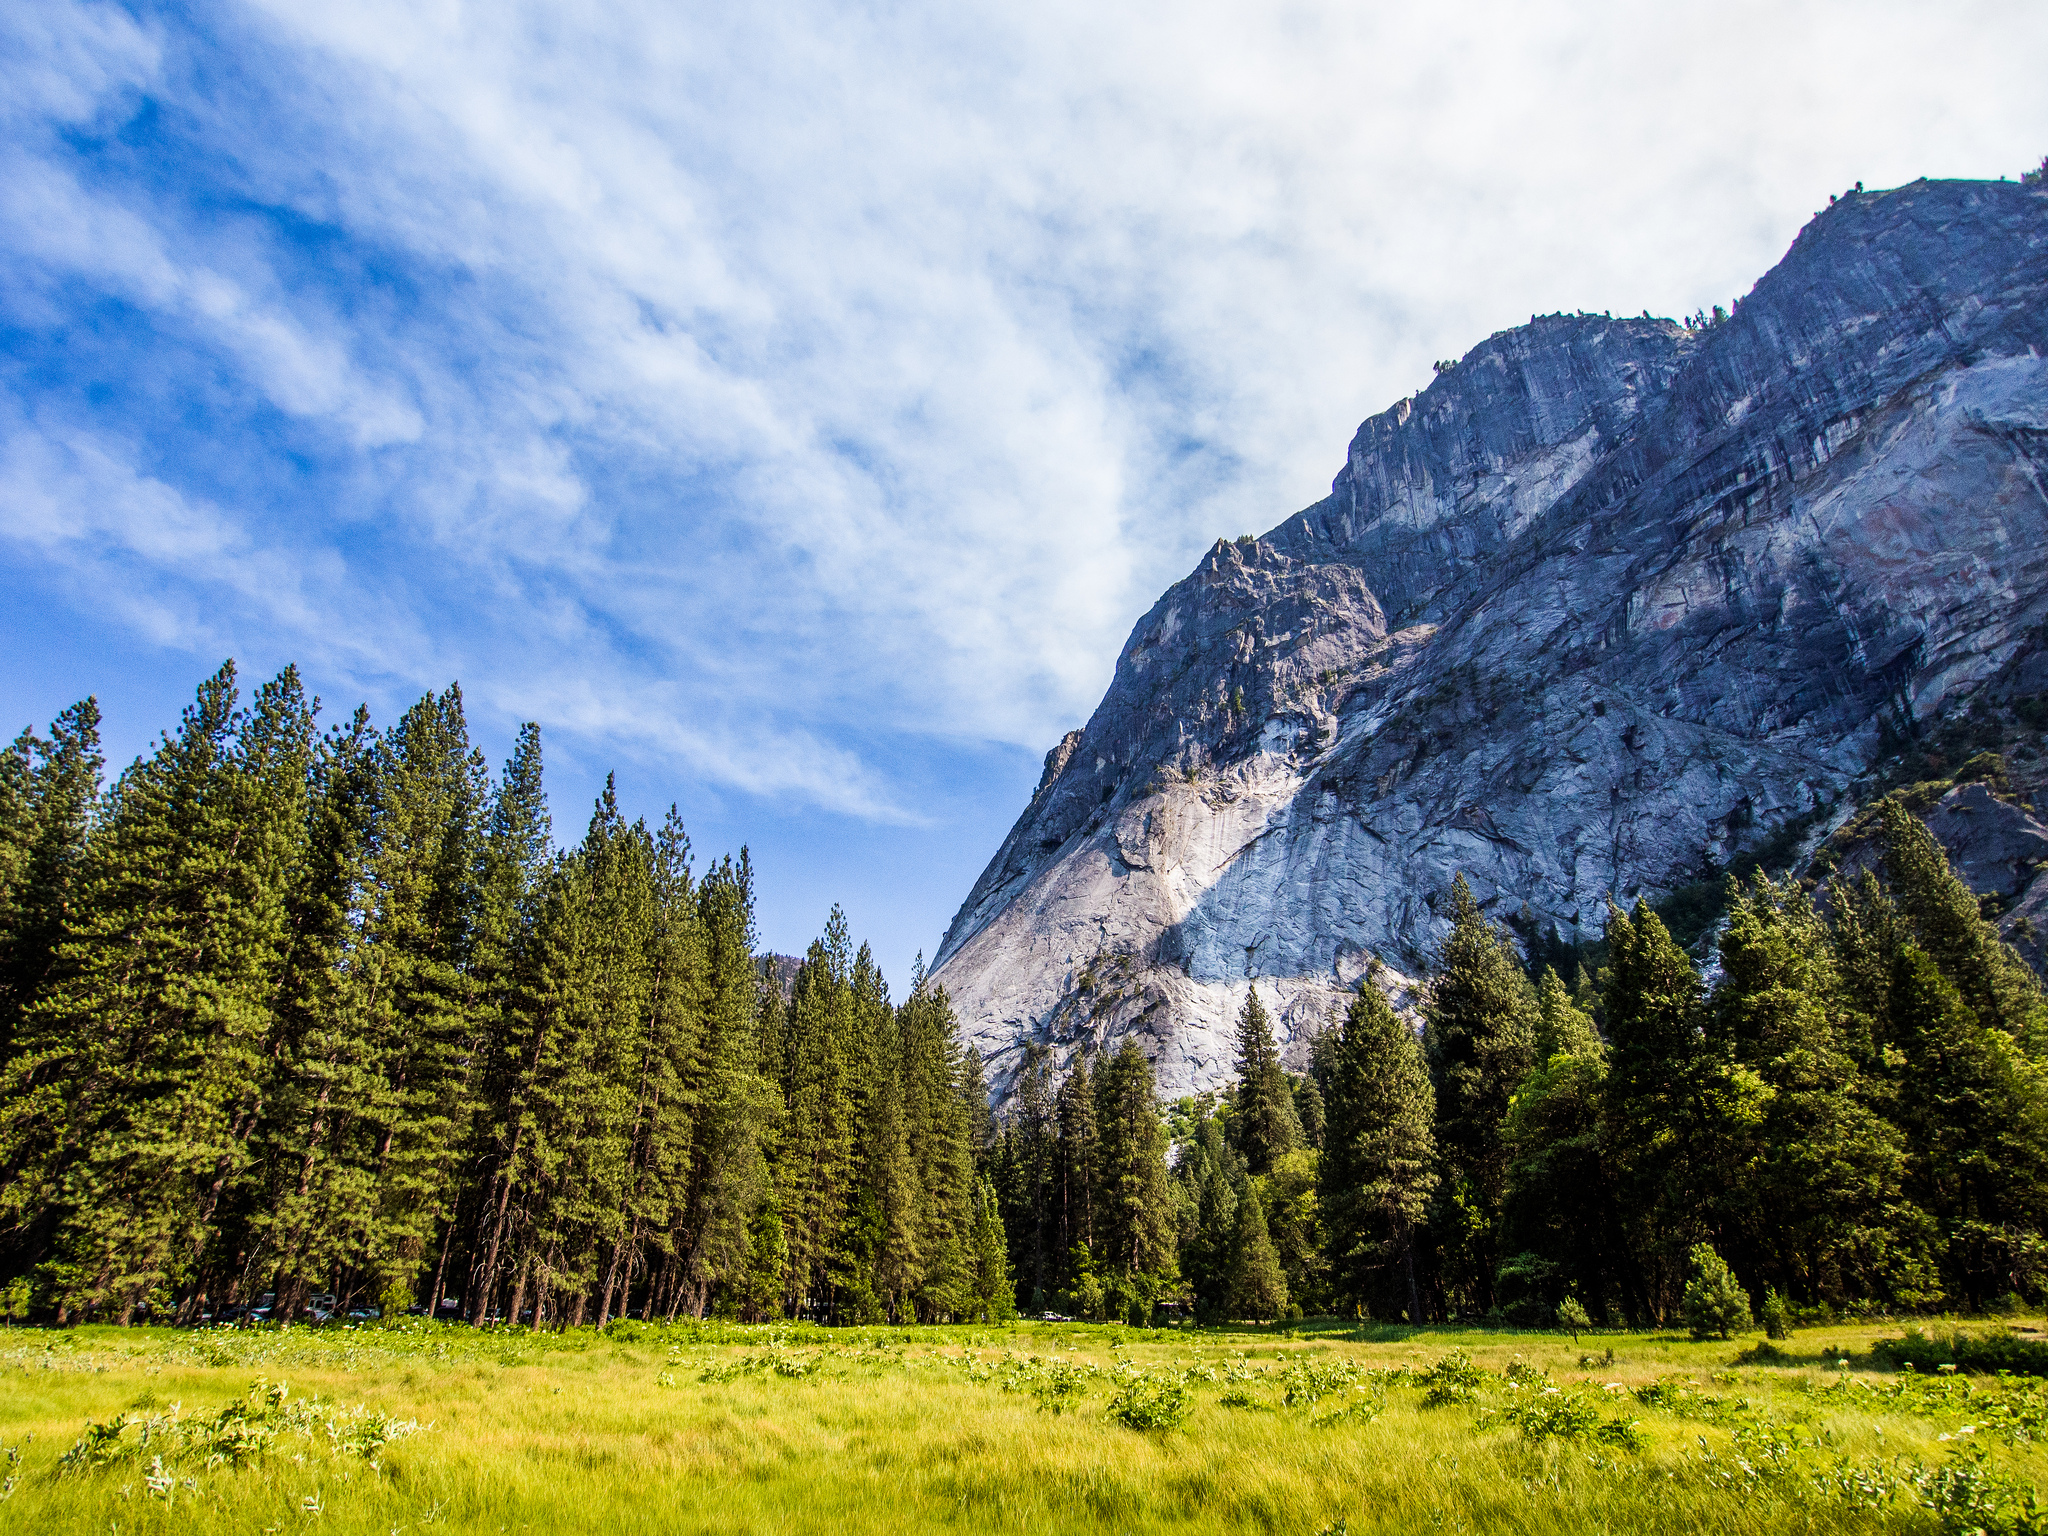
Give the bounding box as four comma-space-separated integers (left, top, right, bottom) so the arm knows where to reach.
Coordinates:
2, 1315, 2043, 1533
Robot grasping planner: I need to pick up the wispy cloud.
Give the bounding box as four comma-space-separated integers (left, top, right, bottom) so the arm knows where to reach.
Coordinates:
2, 0, 2044, 963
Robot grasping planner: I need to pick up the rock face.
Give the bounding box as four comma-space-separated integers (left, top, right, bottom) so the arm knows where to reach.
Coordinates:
932, 177, 2048, 1101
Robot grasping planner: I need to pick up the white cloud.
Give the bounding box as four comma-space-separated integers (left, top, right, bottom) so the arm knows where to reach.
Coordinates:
5, 0, 2047, 818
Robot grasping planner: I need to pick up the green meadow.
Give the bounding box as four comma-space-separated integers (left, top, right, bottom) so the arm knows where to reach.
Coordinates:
4, 1317, 2047, 1535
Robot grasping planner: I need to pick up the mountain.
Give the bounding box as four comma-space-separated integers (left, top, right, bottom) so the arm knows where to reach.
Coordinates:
930, 174, 2048, 1102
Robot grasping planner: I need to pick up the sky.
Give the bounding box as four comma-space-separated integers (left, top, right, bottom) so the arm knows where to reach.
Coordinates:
3, 0, 2045, 989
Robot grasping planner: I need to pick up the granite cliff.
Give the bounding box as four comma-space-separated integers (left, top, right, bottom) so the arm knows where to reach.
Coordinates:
931, 175, 2048, 1101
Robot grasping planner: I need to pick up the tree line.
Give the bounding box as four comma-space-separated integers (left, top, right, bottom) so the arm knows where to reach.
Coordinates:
5, 661, 2044, 1331
990, 799, 2048, 1328
0, 663, 1007, 1327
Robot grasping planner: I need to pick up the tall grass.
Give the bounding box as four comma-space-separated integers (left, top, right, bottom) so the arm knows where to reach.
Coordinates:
2, 1316, 2043, 1533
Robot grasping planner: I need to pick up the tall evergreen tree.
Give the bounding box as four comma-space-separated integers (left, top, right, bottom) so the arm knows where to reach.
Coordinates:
1052, 1058, 1099, 1290
1422, 876, 1538, 1310
776, 909, 859, 1317
1319, 982, 1436, 1320
1230, 986, 1301, 1175
0, 699, 102, 1067
1223, 1179, 1287, 1321
1709, 874, 1930, 1305
669, 848, 775, 1321
0, 664, 313, 1322
1880, 799, 2048, 1046
1090, 1041, 1176, 1295
1887, 945, 2048, 1306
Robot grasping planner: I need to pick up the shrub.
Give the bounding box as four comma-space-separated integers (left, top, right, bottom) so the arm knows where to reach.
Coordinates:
1106, 1375, 1193, 1430
1505, 1388, 1600, 1441
1681, 1245, 1753, 1340
1759, 1289, 1790, 1340
1419, 1350, 1488, 1408
1556, 1297, 1591, 1343
1872, 1328, 2048, 1378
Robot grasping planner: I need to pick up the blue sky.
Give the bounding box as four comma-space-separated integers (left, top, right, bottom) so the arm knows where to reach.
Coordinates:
4, 0, 2045, 991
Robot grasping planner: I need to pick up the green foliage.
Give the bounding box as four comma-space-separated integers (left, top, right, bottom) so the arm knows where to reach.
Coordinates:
1103, 1371, 1192, 1430
1318, 980, 1435, 1320
1872, 1327, 2048, 1377
1424, 877, 1539, 1311
1555, 1296, 1590, 1340
0, 661, 1002, 1333
1760, 1289, 1790, 1340
1223, 1183, 1287, 1321
1681, 1245, 1753, 1340
1229, 986, 1301, 1174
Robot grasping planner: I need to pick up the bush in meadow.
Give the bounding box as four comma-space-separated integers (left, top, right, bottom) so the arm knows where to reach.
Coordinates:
1680, 1244, 1753, 1340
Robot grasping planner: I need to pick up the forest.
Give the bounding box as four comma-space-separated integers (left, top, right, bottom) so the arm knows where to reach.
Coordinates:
3, 660, 2046, 1334
0, 662, 1006, 1329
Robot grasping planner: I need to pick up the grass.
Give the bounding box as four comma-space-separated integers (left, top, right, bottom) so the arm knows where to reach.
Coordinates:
3, 1315, 2047, 1534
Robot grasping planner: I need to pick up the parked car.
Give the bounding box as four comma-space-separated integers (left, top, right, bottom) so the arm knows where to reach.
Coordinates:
345, 1305, 381, 1321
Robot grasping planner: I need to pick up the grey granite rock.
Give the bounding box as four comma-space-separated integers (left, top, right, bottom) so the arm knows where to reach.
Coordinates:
933, 178, 2048, 1101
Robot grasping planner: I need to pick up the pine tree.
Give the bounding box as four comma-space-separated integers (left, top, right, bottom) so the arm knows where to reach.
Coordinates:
961, 1045, 996, 1173
898, 972, 975, 1320
669, 848, 775, 1321
776, 908, 859, 1318
1169, 1100, 1242, 1320
1091, 1042, 1176, 1290
1422, 876, 1538, 1310
1319, 982, 1436, 1320
1291, 1074, 1325, 1151
1709, 874, 1929, 1305
965, 1173, 1013, 1321
1880, 799, 2048, 1045
1230, 986, 1301, 1175
352, 688, 491, 1309
1601, 899, 1774, 1322
1052, 1058, 1099, 1291
994, 1044, 1057, 1312
1501, 1039, 1615, 1319
1887, 945, 2048, 1306
1534, 967, 1601, 1061
0, 698, 102, 1066
1224, 1179, 1287, 1321
249, 703, 385, 1319
468, 727, 558, 1323
0, 664, 312, 1322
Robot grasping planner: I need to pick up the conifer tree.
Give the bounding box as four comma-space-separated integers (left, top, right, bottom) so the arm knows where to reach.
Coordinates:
1091, 1041, 1176, 1291
1053, 1058, 1099, 1289
1224, 1179, 1287, 1320
1709, 874, 1928, 1304
1169, 1101, 1242, 1319
1880, 799, 2048, 1045
0, 664, 313, 1322
994, 1044, 1057, 1312
961, 1045, 995, 1173
1423, 876, 1538, 1309
897, 971, 974, 1319
353, 688, 491, 1309
1887, 945, 2048, 1305
1319, 982, 1436, 1320
0, 699, 101, 1067
965, 1173, 1013, 1321
669, 849, 775, 1321
1534, 967, 1601, 1061
250, 704, 385, 1319
1291, 1074, 1325, 1151
1230, 986, 1301, 1175
776, 909, 859, 1317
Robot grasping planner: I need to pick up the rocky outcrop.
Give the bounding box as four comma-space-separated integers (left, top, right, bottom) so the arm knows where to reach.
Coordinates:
932, 177, 2048, 1101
